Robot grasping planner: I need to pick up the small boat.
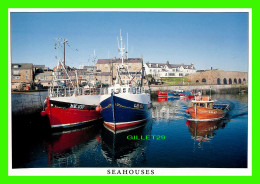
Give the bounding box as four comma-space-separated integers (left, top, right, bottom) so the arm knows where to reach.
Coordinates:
158, 90, 183, 98
186, 96, 230, 121
158, 96, 168, 102
167, 90, 183, 98
180, 91, 199, 99
157, 91, 167, 97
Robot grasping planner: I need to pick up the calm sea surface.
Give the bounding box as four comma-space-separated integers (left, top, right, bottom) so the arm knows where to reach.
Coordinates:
12, 93, 248, 168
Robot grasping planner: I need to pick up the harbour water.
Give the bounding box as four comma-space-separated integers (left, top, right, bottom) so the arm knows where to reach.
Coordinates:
11, 93, 248, 168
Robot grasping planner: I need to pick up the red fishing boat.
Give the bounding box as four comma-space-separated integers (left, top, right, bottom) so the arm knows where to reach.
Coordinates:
41, 96, 102, 129
41, 40, 102, 129
157, 91, 167, 97
186, 96, 230, 121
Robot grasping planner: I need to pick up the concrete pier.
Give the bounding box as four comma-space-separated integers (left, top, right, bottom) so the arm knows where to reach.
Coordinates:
150, 84, 247, 94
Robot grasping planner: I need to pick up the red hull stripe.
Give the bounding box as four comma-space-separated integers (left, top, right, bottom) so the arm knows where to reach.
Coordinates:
104, 119, 148, 131
51, 117, 102, 128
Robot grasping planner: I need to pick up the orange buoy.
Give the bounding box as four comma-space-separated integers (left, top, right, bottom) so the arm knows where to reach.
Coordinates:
96, 106, 102, 112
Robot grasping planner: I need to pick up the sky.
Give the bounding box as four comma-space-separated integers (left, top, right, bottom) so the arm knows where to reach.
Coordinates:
10, 11, 249, 72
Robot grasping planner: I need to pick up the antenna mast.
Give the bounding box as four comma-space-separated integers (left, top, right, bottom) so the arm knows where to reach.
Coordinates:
118, 29, 125, 65
62, 39, 68, 84
126, 33, 128, 59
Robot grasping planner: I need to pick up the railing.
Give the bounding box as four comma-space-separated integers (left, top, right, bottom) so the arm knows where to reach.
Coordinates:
48, 86, 150, 98
49, 87, 109, 97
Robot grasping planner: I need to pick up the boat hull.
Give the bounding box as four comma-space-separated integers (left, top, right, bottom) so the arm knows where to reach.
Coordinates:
41, 97, 102, 129
157, 91, 167, 97
167, 92, 180, 98
188, 106, 226, 120
100, 93, 151, 131
180, 94, 197, 99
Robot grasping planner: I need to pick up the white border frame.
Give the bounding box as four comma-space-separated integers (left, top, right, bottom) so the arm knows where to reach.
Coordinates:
8, 8, 252, 176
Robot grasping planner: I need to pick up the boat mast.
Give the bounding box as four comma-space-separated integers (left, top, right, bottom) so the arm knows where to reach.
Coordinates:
63, 39, 68, 85
118, 29, 125, 65
141, 57, 144, 87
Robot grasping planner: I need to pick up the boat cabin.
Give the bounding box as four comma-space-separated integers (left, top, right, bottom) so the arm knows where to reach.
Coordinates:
108, 84, 145, 95
191, 96, 214, 109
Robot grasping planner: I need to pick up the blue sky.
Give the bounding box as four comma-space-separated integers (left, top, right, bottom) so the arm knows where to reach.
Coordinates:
11, 11, 249, 72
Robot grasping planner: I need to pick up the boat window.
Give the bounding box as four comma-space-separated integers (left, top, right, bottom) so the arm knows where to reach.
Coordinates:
133, 88, 136, 94
200, 103, 205, 107
115, 88, 121, 94
123, 88, 126, 93
128, 88, 130, 93
137, 88, 140, 94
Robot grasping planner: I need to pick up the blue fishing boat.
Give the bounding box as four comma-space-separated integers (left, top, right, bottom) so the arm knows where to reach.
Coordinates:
100, 31, 152, 131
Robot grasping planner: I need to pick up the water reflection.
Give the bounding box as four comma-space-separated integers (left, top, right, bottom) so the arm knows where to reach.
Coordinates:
152, 97, 188, 121
186, 120, 228, 147
101, 120, 152, 167
46, 124, 101, 167
11, 93, 248, 168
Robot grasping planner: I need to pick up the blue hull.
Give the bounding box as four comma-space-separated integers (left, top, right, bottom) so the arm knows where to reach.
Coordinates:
100, 94, 151, 130
167, 92, 180, 98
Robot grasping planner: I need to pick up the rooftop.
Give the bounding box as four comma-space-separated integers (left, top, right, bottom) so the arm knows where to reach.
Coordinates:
12, 63, 33, 69
146, 62, 195, 69
97, 58, 142, 64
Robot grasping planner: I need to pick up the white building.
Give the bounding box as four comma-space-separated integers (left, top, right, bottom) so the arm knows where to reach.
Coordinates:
144, 61, 196, 78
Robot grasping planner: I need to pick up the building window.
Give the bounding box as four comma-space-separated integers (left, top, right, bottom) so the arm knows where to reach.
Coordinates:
26, 76, 29, 79
202, 78, 206, 83
179, 73, 183, 76
26, 70, 29, 74
234, 78, 237, 84
13, 70, 19, 75
239, 78, 242, 84
13, 76, 20, 79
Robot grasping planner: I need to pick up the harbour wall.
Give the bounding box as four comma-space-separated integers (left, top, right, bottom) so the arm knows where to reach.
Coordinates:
150, 84, 248, 94
12, 91, 48, 116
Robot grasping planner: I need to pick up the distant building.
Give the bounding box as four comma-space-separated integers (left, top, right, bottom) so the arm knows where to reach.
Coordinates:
11, 63, 34, 90
33, 65, 51, 73
34, 72, 53, 87
83, 65, 96, 72
187, 69, 248, 85
96, 58, 143, 85
144, 61, 196, 77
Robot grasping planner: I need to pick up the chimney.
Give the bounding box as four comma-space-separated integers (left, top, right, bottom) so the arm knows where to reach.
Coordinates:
166, 61, 169, 65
